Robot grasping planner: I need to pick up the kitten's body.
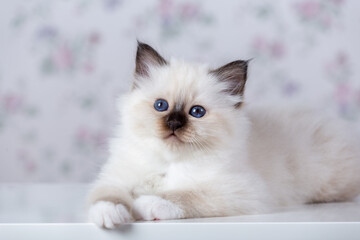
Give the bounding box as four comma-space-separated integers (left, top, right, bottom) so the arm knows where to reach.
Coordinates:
246, 105, 360, 205
88, 43, 360, 228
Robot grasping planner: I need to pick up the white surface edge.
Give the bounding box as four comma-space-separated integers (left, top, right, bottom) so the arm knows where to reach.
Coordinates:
1, 222, 360, 240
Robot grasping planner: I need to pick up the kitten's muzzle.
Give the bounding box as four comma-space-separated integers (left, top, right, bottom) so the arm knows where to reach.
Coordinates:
166, 111, 187, 132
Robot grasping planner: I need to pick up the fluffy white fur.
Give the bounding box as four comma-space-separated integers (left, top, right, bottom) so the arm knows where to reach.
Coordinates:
87, 44, 360, 228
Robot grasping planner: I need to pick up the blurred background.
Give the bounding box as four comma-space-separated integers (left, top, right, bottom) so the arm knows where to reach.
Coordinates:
1, 0, 360, 183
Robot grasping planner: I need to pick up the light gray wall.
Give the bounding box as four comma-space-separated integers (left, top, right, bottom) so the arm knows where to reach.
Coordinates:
0, 0, 359, 182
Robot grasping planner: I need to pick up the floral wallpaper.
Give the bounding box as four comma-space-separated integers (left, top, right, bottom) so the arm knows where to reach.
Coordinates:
0, 0, 359, 182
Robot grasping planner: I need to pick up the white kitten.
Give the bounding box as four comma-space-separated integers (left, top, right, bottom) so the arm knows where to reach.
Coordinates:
87, 42, 360, 228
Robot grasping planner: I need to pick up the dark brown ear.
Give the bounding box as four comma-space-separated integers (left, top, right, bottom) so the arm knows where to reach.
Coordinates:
209, 60, 249, 107
135, 41, 167, 78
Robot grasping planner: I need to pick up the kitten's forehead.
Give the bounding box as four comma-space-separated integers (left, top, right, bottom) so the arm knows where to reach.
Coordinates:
152, 59, 214, 103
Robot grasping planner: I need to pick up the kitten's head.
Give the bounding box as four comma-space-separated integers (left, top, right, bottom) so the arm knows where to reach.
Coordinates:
122, 42, 249, 153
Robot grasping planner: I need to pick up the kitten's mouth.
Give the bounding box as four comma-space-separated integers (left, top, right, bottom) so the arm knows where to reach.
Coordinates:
165, 132, 183, 143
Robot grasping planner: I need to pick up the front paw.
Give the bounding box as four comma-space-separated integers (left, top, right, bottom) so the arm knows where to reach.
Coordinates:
133, 195, 184, 221
88, 201, 133, 228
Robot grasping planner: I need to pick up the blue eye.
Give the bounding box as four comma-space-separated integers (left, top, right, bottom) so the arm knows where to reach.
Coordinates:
154, 99, 169, 112
189, 106, 206, 118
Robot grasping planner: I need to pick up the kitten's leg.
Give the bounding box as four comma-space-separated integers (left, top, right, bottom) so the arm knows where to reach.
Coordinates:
133, 188, 264, 220
132, 195, 185, 221
159, 190, 223, 219
87, 184, 134, 228
132, 190, 222, 220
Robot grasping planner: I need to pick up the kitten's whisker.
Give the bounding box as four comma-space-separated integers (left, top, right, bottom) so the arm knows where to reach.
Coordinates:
191, 135, 212, 155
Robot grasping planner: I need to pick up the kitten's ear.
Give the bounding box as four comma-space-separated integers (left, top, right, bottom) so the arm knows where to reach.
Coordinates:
209, 60, 249, 107
135, 41, 168, 79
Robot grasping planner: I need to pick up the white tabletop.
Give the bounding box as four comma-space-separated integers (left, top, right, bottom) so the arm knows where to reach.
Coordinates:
1, 184, 359, 240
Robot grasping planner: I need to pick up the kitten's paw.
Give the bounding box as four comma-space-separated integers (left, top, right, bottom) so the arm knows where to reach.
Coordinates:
88, 201, 132, 228
133, 195, 184, 221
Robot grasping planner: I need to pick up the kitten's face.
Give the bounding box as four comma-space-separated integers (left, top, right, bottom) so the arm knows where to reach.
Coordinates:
123, 43, 248, 153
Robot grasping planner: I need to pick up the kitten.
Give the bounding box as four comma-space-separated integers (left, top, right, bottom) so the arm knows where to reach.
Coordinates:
87, 42, 360, 228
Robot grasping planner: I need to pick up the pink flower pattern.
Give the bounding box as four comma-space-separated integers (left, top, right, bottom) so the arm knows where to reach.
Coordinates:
294, 0, 345, 29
